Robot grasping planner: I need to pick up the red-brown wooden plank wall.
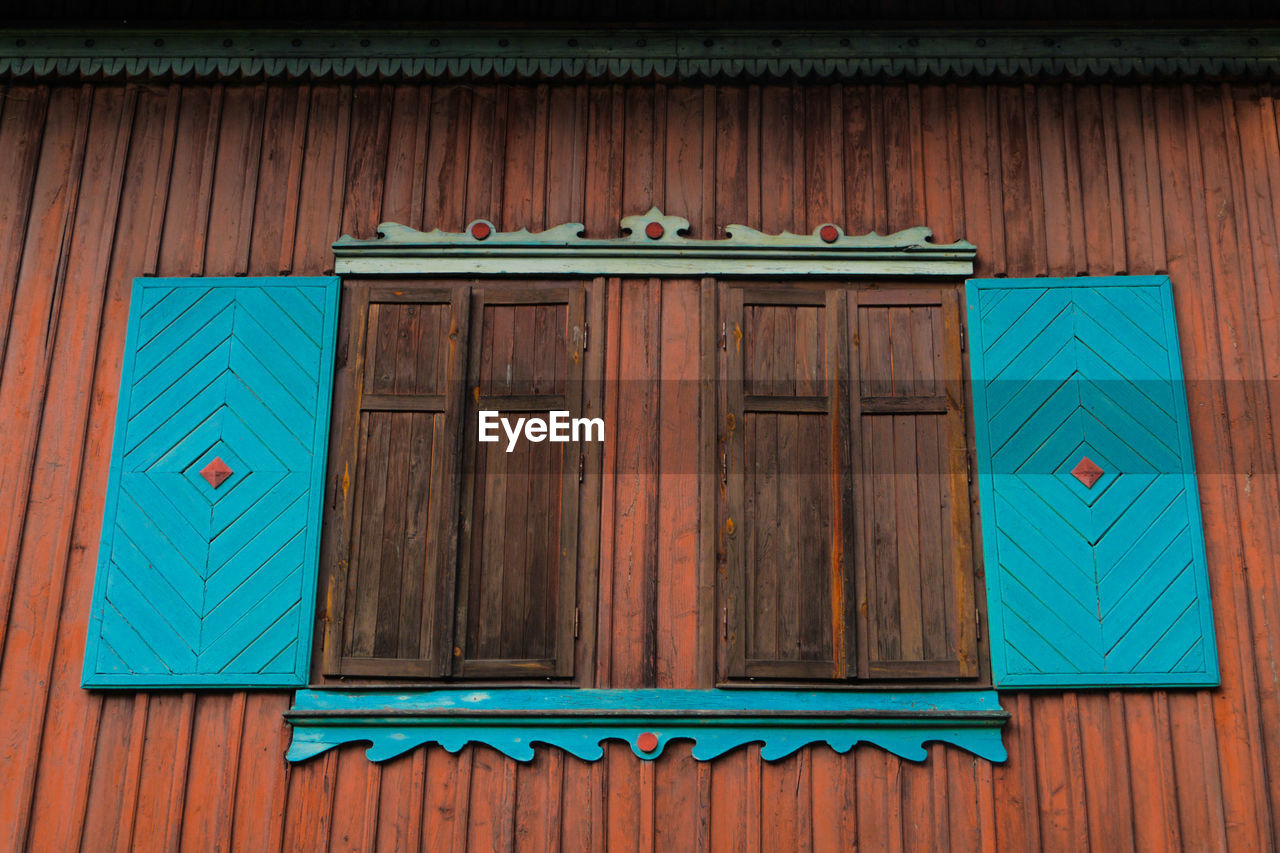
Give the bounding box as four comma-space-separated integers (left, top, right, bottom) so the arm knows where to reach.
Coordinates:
0, 80, 1278, 851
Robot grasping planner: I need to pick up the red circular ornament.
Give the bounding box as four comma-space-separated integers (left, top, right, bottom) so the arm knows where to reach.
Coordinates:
819, 224, 840, 243
471, 221, 492, 240
644, 221, 665, 240
636, 732, 660, 753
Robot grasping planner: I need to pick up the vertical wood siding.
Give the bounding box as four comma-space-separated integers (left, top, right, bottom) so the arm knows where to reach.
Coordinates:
0, 79, 1277, 850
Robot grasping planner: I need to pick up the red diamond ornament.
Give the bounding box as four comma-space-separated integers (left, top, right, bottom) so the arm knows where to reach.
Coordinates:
200, 457, 233, 489
1071, 456, 1104, 489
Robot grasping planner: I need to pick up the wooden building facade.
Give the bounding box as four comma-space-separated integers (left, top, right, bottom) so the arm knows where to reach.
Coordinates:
1, 11, 1279, 851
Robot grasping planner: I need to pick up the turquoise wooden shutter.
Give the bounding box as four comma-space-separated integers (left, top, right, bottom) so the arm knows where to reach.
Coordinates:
83, 277, 339, 687
967, 276, 1218, 688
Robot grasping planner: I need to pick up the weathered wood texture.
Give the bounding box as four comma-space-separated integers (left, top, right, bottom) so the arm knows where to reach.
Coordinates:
728, 289, 847, 680
720, 284, 976, 683
324, 281, 588, 680
0, 80, 1278, 850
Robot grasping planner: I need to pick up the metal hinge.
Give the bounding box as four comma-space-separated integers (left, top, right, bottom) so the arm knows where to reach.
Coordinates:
965, 453, 973, 484
578, 453, 585, 483
722, 607, 728, 639
960, 320, 967, 352
574, 607, 581, 639
719, 321, 726, 350
975, 608, 982, 641
583, 322, 589, 352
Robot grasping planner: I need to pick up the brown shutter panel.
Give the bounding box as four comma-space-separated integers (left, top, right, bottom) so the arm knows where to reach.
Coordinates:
324, 285, 470, 677
849, 288, 979, 679
724, 288, 855, 680
453, 286, 585, 678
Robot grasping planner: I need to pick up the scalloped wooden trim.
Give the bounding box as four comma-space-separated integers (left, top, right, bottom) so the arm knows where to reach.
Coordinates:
3, 28, 1279, 82
284, 688, 1009, 763
332, 208, 977, 277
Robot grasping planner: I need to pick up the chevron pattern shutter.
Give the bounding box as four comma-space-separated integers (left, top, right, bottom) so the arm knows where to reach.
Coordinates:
83, 277, 339, 687
967, 276, 1219, 688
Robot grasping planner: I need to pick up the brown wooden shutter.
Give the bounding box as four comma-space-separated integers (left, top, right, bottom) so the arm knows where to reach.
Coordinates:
724, 287, 855, 680
453, 286, 585, 678
324, 284, 470, 677
849, 288, 979, 679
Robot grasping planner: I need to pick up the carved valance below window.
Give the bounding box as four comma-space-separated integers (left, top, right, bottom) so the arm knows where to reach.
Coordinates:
285, 689, 1009, 764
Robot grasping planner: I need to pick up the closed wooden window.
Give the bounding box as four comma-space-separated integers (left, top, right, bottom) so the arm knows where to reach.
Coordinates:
321, 281, 590, 680
721, 284, 980, 682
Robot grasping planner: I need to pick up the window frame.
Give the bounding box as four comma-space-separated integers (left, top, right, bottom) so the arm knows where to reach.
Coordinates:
283, 211, 1010, 766
318, 210, 981, 690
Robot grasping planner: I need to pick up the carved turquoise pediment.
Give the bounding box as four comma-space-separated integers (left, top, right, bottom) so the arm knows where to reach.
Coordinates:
285, 688, 1008, 764
331, 208, 976, 278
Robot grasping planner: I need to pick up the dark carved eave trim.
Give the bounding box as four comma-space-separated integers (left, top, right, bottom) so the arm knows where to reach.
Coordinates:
3, 27, 1279, 82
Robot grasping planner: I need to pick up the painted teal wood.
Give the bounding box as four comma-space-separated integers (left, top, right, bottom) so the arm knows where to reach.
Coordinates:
967, 276, 1219, 688
82, 277, 339, 688
284, 689, 1009, 763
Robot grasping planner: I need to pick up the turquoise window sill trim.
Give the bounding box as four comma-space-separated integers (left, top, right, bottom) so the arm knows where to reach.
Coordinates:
284, 688, 1008, 764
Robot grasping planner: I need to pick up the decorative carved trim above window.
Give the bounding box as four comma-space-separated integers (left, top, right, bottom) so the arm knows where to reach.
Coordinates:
332, 208, 976, 278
